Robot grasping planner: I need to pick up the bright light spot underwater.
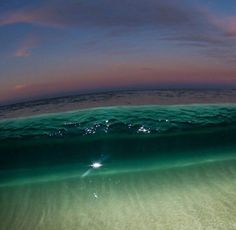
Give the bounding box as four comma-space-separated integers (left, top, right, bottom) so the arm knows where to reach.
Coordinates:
91, 162, 102, 169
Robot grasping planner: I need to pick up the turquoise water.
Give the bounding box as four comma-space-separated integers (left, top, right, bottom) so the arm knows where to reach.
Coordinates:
0, 104, 236, 184
1, 104, 236, 229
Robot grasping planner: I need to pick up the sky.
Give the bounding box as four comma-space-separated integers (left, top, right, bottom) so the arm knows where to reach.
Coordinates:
0, 0, 236, 104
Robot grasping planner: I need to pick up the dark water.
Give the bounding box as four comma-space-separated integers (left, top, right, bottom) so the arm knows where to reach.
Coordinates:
1, 92, 236, 229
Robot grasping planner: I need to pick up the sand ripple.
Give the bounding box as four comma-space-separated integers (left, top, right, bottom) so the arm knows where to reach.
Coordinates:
1, 160, 236, 230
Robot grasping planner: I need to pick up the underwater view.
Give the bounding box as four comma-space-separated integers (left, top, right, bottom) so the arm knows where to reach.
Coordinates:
1, 90, 236, 230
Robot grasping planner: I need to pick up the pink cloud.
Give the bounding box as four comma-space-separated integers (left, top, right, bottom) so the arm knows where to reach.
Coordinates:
208, 13, 236, 37
15, 48, 31, 57
224, 17, 236, 36
13, 84, 28, 90
14, 34, 41, 58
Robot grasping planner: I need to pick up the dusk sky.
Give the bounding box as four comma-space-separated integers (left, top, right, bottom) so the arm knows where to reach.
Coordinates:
1, 0, 236, 104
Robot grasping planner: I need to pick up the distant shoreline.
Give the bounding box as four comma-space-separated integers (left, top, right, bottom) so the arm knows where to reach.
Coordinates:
1, 89, 236, 119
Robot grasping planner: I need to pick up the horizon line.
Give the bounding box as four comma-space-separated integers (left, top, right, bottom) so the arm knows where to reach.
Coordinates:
1, 87, 236, 107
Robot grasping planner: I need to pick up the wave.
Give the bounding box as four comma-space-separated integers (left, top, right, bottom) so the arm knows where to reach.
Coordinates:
0, 104, 236, 140
0, 103, 236, 175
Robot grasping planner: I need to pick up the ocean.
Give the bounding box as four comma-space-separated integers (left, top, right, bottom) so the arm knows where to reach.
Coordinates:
0, 90, 236, 229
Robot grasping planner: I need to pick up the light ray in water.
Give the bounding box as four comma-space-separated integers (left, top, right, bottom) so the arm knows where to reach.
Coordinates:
81, 169, 92, 178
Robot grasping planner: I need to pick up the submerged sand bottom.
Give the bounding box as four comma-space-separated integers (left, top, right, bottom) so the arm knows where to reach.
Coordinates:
1, 159, 236, 230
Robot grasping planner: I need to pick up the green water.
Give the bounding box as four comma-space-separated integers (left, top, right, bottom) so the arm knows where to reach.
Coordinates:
0, 104, 236, 229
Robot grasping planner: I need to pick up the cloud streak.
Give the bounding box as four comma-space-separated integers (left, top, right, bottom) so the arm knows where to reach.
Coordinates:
1, 0, 236, 61
0, 0, 233, 39
0, 0, 200, 28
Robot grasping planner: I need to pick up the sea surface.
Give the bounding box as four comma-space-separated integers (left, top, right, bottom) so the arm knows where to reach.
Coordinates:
0, 90, 236, 230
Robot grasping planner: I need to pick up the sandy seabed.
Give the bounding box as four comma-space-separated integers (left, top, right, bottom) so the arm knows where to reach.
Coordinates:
1, 159, 236, 230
